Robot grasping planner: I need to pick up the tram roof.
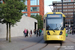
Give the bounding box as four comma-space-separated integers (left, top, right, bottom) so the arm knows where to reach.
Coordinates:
44, 12, 66, 17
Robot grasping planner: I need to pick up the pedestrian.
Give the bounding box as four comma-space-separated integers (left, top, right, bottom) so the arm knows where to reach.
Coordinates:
72, 27, 74, 35
34, 29, 36, 35
26, 29, 28, 37
66, 29, 68, 34
24, 29, 27, 37
39, 29, 42, 36
36, 29, 39, 37
30, 30, 32, 37
71, 27, 72, 34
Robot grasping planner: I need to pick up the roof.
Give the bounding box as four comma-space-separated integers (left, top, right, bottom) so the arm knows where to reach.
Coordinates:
53, 1, 75, 4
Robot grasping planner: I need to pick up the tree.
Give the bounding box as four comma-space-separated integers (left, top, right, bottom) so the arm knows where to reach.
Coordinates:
31, 14, 43, 29
0, 0, 26, 42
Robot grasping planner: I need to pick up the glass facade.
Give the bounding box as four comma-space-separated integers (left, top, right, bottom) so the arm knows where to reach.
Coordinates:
30, 0, 39, 5
63, 10, 67, 11
68, 9, 73, 11
31, 7, 39, 12
24, 0, 27, 5
68, 13, 73, 14
22, 13, 27, 16
57, 7, 61, 8
21, 0, 27, 12
21, 0, 44, 17
63, 6, 67, 8
68, 6, 73, 8
21, 0, 27, 5
63, 0, 74, 2
31, 13, 39, 16
64, 13, 67, 15
68, 3, 73, 5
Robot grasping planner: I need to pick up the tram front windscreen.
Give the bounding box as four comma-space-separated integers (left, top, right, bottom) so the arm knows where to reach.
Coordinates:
46, 14, 63, 30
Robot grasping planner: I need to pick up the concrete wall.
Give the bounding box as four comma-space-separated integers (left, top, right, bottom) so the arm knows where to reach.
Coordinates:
0, 16, 37, 38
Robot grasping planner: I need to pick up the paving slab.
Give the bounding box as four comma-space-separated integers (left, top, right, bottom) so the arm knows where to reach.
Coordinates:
0, 35, 43, 50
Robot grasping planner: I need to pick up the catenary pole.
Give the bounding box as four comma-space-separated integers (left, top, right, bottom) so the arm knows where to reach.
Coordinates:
62, 0, 63, 13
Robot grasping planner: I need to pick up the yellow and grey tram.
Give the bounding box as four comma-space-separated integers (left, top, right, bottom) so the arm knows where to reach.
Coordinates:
43, 12, 66, 41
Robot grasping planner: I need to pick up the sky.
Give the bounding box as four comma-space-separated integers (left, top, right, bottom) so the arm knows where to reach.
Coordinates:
44, 0, 61, 14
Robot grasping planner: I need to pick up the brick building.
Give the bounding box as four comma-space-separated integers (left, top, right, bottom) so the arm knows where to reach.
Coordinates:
22, 0, 44, 17
0, 0, 44, 17
53, 1, 75, 28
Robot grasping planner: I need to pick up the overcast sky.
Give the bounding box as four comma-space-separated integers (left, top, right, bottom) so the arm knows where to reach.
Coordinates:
44, 0, 61, 14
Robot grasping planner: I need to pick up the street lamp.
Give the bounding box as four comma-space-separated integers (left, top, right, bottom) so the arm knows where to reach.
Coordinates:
49, 0, 63, 12
48, 5, 53, 12
62, 0, 63, 13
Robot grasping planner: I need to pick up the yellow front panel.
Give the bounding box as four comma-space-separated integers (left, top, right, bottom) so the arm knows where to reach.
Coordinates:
45, 35, 65, 41
44, 29, 66, 41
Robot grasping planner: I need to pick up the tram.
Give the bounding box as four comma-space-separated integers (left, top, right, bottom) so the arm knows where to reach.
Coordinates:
43, 12, 66, 41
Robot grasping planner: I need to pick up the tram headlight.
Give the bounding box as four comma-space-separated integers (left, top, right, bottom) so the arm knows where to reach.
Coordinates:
47, 31, 50, 35
59, 31, 63, 35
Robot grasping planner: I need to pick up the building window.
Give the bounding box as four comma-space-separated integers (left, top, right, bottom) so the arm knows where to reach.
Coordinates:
60, 10, 62, 12
31, 7, 39, 12
22, 13, 27, 16
24, 0, 27, 5
63, 6, 67, 8
57, 4, 61, 5
54, 7, 56, 9
57, 7, 61, 8
68, 3, 73, 5
68, 6, 73, 8
64, 13, 67, 15
21, 0, 27, 5
67, 9, 73, 11
31, 13, 39, 16
63, 10, 67, 11
68, 13, 73, 14
30, 0, 39, 5
54, 10, 56, 12
63, 3, 67, 5
22, 9, 27, 12
71, 16, 73, 17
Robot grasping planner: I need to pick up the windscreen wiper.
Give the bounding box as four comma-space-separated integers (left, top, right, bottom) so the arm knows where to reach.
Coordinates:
53, 29, 55, 32
51, 29, 55, 32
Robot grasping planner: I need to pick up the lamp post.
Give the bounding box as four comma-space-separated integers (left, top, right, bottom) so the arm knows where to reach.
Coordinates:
62, 0, 63, 13
58, 9, 59, 12
48, 5, 53, 12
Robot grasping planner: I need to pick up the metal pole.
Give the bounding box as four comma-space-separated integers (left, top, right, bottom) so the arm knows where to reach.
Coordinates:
58, 9, 59, 12
50, 6, 52, 12
62, 0, 63, 13
48, 5, 53, 12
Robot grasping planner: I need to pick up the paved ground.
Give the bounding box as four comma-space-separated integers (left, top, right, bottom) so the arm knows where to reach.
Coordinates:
0, 34, 75, 50
68, 34, 75, 38
0, 35, 43, 50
